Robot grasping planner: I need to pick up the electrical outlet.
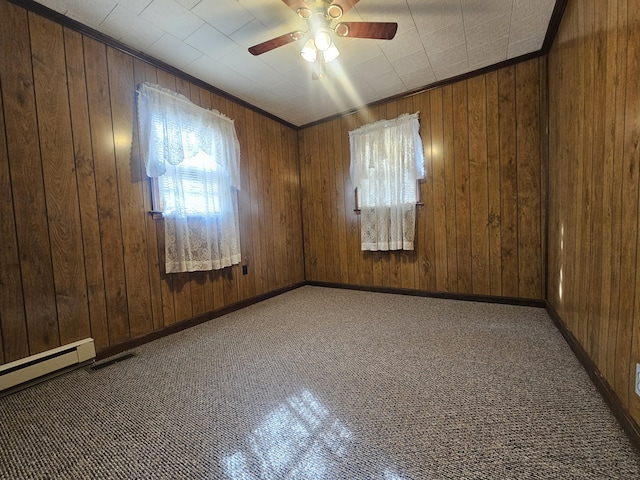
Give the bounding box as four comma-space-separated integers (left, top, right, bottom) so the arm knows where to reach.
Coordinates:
636, 364, 640, 397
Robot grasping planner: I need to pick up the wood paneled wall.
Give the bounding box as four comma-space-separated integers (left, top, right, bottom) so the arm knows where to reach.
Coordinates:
548, 0, 640, 425
0, 0, 304, 365
299, 58, 547, 300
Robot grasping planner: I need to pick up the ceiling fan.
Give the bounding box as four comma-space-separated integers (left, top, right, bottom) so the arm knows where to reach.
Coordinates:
248, 0, 398, 71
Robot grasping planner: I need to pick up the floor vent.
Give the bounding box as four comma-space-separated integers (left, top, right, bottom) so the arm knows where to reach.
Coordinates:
0, 339, 95, 396
90, 353, 136, 371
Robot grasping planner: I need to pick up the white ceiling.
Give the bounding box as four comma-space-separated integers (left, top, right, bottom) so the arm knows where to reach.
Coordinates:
33, 0, 557, 127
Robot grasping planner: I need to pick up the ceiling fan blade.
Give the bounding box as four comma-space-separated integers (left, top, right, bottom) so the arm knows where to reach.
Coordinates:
334, 22, 398, 40
281, 0, 308, 12
330, 0, 360, 15
248, 30, 303, 56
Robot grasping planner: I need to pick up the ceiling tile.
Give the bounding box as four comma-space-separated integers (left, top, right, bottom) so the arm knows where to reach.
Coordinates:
192, 0, 255, 36
30, 0, 558, 126
366, 70, 405, 93
379, 27, 424, 61
461, 0, 513, 28
400, 67, 437, 90
509, 11, 553, 44
123, 0, 154, 15
507, 36, 543, 59
34, 0, 68, 14
428, 43, 468, 70
230, 18, 273, 49
147, 33, 202, 68
350, 54, 393, 78
353, 0, 413, 33
420, 21, 465, 55
468, 36, 508, 70
100, 4, 163, 49
185, 56, 256, 93
433, 59, 469, 81
512, 0, 556, 23
64, 0, 116, 26
218, 46, 286, 86
465, 13, 511, 47
238, 0, 296, 30
391, 51, 431, 76
185, 23, 238, 60
141, 0, 204, 40
175, 0, 200, 9
409, 0, 463, 35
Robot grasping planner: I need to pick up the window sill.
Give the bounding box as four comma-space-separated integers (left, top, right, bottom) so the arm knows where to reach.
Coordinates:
353, 202, 424, 214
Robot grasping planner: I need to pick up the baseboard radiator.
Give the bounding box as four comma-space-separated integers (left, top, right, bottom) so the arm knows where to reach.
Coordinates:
0, 338, 95, 395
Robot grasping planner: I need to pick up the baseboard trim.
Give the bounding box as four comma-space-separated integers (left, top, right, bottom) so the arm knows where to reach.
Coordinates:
305, 281, 546, 308
96, 282, 305, 361
545, 302, 640, 452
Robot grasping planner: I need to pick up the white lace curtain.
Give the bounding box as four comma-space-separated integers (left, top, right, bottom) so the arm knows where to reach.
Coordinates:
349, 112, 425, 251
137, 82, 241, 273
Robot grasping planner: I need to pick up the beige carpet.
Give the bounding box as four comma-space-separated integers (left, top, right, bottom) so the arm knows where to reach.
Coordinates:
1, 286, 639, 479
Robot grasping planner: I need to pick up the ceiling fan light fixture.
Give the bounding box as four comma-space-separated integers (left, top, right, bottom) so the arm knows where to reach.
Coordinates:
322, 43, 340, 63
314, 29, 332, 51
327, 4, 343, 19
300, 39, 317, 62
296, 7, 312, 19
334, 22, 350, 37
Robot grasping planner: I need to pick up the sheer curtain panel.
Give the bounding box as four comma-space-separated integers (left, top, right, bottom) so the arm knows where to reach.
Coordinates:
349, 112, 425, 251
137, 82, 241, 273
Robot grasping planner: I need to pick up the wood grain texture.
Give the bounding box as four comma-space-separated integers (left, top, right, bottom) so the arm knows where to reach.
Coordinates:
0, 0, 303, 364
548, 0, 640, 426
84, 36, 131, 344
64, 27, 110, 351
107, 47, 154, 338
0, 2, 59, 355
299, 59, 546, 300
30, 14, 90, 346
0, 60, 28, 363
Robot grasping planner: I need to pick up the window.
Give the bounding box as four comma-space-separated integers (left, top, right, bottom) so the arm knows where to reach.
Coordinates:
349, 112, 425, 251
154, 149, 222, 216
137, 82, 241, 273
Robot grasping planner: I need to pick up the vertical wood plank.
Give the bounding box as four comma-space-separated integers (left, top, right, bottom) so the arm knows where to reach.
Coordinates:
64, 28, 110, 350
498, 66, 519, 297
486, 71, 502, 296
615, 0, 638, 402
467, 75, 490, 295
442, 85, 458, 292
0, 63, 28, 363
310, 125, 326, 281
453, 81, 472, 294
268, 118, 285, 289
623, 0, 640, 419
516, 61, 542, 300
430, 88, 449, 292
253, 111, 269, 295
260, 115, 276, 291
107, 47, 153, 338
0, 2, 59, 355
84, 36, 130, 343
30, 14, 90, 345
